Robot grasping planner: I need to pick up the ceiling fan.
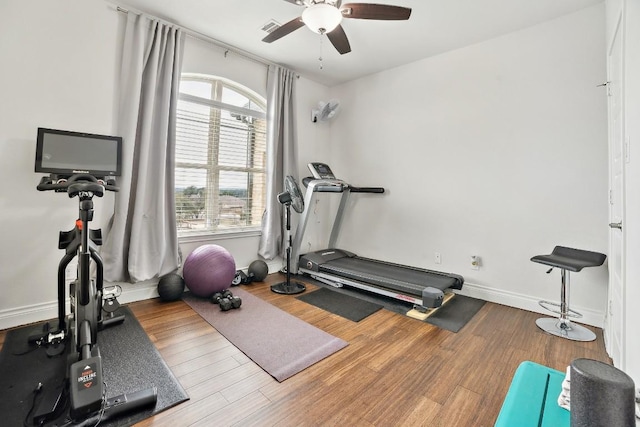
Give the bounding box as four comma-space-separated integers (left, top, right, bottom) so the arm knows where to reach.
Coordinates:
262, 0, 412, 55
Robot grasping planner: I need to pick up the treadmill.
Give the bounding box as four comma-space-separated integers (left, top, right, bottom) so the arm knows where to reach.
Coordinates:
292, 163, 464, 310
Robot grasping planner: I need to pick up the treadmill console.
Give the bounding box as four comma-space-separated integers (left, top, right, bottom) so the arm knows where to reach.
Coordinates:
308, 162, 336, 180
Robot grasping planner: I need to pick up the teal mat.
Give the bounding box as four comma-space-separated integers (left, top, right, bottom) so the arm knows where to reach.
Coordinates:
495, 361, 569, 427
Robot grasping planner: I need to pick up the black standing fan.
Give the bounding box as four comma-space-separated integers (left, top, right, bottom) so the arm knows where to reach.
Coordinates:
271, 176, 307, 295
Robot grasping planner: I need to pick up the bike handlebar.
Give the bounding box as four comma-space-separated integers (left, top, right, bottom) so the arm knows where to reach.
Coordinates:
37, 174, 119, 196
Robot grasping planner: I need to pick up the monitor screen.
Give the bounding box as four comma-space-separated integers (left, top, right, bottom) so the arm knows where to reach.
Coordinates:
35, 128, 122, 177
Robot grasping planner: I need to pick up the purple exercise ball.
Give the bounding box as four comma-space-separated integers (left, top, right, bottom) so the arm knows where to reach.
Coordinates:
183, 244, 236, 298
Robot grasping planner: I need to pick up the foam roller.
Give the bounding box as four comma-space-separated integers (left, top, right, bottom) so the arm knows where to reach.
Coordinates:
570, 358, 635, 427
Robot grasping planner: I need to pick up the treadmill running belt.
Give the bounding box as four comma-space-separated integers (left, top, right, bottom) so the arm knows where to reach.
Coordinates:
319, 256, 461, 298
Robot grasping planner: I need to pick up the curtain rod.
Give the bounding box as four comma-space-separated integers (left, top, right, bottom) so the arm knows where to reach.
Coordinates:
112, 3, 283, 70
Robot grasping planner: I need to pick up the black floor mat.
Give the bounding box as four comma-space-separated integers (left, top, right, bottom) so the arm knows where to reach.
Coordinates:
0, 306, 188, 426
301, 275, 485, 332
297, 287, 383, 321
423, 293, 486, 332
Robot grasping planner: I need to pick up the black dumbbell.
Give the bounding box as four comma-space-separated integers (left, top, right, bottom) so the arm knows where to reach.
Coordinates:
211, 292, 233, 311
231, 270, 248, 286
221, 290, 242, 309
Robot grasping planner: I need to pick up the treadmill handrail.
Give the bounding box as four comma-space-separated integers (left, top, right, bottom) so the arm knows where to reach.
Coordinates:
302, 178, 384, 194
290, 177, 385, 274
349, 186, 385, 194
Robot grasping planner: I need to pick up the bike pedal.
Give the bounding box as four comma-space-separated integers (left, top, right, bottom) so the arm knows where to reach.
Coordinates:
103, 298, 121, 313
45, 340, 66, 357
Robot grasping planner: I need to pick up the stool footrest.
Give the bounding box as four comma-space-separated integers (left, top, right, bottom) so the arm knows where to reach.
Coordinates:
538, 300, 583, 319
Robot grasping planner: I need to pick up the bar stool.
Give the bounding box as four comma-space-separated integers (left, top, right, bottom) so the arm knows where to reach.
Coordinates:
531, 246, 606, 342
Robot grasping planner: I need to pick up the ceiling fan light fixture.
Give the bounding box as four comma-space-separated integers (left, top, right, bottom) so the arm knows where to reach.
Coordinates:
302, 3, 343, 34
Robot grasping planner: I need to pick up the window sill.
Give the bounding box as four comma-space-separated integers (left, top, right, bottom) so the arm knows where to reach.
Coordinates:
178, 229, 262, 244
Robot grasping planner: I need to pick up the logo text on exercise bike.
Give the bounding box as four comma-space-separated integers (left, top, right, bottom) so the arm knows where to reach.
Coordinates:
77, 365, 98, 388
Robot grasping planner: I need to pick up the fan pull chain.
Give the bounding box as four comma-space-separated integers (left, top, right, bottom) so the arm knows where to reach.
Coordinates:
318, 36, 324, 70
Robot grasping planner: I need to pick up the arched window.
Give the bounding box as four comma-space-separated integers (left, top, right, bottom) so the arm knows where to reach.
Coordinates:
175, 74, 267, 236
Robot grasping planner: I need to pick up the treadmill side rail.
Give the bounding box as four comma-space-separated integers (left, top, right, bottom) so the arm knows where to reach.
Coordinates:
303, 269, 425, 306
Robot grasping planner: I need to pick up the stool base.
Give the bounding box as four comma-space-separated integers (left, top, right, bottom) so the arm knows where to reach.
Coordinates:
536, 317, 596, 342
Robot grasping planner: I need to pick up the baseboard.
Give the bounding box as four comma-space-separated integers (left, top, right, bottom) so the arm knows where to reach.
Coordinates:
0, 301, 60, 331
0, 261, 284, 330
0, 283, 160, 331
0, 277, 606, 331
456, 281, 605, 328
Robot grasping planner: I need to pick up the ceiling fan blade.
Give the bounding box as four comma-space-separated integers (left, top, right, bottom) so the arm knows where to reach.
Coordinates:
262, 17, 305, 43
340, 3, 412, 20
327, 24, 351, 55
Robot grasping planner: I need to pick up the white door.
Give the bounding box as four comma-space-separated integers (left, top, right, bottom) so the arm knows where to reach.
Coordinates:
606, 10, 625, 368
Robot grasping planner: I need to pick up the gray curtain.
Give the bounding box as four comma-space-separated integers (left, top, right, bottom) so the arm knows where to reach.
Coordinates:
258, 65, 298, 260
102, 12, 184, 282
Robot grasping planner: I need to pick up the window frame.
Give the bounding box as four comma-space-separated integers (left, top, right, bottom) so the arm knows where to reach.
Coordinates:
175, 74, 267, 240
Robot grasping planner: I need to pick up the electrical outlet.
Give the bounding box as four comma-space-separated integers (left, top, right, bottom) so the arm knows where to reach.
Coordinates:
471, 256, 480, 270
434, 252, 441, 264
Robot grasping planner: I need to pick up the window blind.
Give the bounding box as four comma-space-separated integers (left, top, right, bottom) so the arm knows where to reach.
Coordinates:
175, 89, 267, 235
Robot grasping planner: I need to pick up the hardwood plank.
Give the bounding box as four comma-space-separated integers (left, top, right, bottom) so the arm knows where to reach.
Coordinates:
435, 385, 485, 426
169, 344, 240, 377
178, 355, 243, 389
402, 395, 442, 426
160, 333, 233, 364
135, 392, 229, 427
187, 362, 266, 402
192, 390, 271, 427
219, 370, 275, 403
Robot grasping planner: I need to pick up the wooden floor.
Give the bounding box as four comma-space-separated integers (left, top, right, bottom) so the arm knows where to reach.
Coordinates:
0, 274, 611, 426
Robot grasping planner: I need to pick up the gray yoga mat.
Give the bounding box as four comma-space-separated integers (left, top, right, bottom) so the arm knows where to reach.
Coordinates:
183, 288, 348, 382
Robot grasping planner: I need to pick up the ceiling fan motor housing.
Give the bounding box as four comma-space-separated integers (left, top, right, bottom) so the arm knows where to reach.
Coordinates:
302, 3, 343, 34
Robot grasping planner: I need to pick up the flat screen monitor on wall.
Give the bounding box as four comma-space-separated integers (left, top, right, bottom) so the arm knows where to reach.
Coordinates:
35, 127, 122, 178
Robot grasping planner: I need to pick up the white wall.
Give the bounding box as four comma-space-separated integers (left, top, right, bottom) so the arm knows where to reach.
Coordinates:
0, 0, 122, 328
325, 4, 609, 326
0, 0, 330, 329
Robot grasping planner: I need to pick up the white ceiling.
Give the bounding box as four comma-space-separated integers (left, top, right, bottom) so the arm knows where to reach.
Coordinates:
116, 0, 602, 86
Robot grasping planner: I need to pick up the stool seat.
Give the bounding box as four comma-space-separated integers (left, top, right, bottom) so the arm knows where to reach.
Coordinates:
531, 246, 606, 342
531, 246, 606, 272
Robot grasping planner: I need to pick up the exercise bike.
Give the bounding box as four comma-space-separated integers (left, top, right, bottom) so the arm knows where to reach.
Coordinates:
32, 173, 157, 425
